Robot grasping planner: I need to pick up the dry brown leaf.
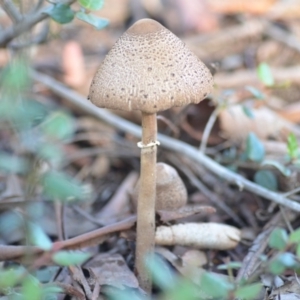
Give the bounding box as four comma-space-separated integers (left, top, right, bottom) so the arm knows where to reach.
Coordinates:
269, 279, 300, 299
96, 172, 138, 224
209, 0, 276, 15
90, 155, 110, 178
279, 102, 300, 123
256, 40, 283, 64
62, 41, 85, 88
85, 253, 139, 289
155, 247, 206, 281
219, 104, 300, 141
76, 116, 115, 146
0, 49, 9, 67
267, 0, 300, 20
263, 140, 288, 156
155, 223, 241, 250
176, 0, 219, 33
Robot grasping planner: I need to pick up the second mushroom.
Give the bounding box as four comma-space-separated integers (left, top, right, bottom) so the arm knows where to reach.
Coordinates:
88, 18, 213, 293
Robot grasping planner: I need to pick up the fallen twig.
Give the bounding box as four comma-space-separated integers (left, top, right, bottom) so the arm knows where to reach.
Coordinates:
184, 20, 265, 61
0, 0, 22, 23
31, 71, 300, 212
266, 23, 300, 54
215, 65, 300, 88
0, 216, 136, 262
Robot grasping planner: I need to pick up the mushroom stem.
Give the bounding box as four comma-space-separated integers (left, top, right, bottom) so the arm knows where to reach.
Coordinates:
135, 112, 157, 293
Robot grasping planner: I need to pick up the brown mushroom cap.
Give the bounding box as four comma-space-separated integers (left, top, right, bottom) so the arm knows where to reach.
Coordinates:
133, 162, 188, 211
89, 18, 213, 114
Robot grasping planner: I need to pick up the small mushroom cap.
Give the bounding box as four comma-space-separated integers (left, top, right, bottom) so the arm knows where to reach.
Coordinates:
133, 162, 188, 211
89, 18, 213, 114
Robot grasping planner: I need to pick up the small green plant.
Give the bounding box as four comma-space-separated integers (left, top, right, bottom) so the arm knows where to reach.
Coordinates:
259, 132, 300, 187
287, 133, 299, 162
246, 132, 265, 163
0, 56, 90, 299
106, 227, 300, 300
267, 227, 300, 276
257, 62, 274, 87
46, 0, 109, 29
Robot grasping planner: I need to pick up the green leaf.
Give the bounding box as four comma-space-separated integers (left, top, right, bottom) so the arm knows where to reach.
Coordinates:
107, 288, 148, 300
262, 160, 291, 177
0, 211, 23, 237
0, 153, 29, 174
0, 99, 48, 129
242, 105, 254, 119
287, 133, 299, 160
28, 221, 52, 250
269, 258, 286, 275
277, 253, 295, 268
254, 170, 278, 191
269, 228, 288, 250
1, 59, 29, 94
42, 111, 75, 140
76, 12, 109, 29
0, 267, 25, 289
35, 266, 60, 283
200, 272, 233, 298
245, 85, 265, 99
46, 4, 75, 24
52, 251, 90, 266
246, 132, 265, 162
146, 253, 176, 290
297, 243, 300, 257
268, 254, 296, 274
289, 228, 300, 244
257, 62, 274, 87
78, 0, 104, 11
235, 283, 262, 300
38, 143, 63, 167
22, 276, 42, 300
163, 278, 199, 300
42, 170, 86, 201
42, 284, 63, 299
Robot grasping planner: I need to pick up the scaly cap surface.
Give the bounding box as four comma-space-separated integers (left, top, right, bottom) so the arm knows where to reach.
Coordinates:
89, 19, 213, 113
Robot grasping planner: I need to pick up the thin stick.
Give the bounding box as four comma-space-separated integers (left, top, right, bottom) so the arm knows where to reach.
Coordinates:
31, 71, 300, 212
266, 23, 300, 54
0, 0, 22, 23
0, 216, 136, 262
199, 106, 221, 153
135, 112, 157, 293
283, 186, 300, 198
0, 0, 75, 46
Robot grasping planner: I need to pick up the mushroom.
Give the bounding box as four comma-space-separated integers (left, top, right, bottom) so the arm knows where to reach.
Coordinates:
155, 223, 241, 250
88, 18, 213, 292
132, 162, 188, 211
